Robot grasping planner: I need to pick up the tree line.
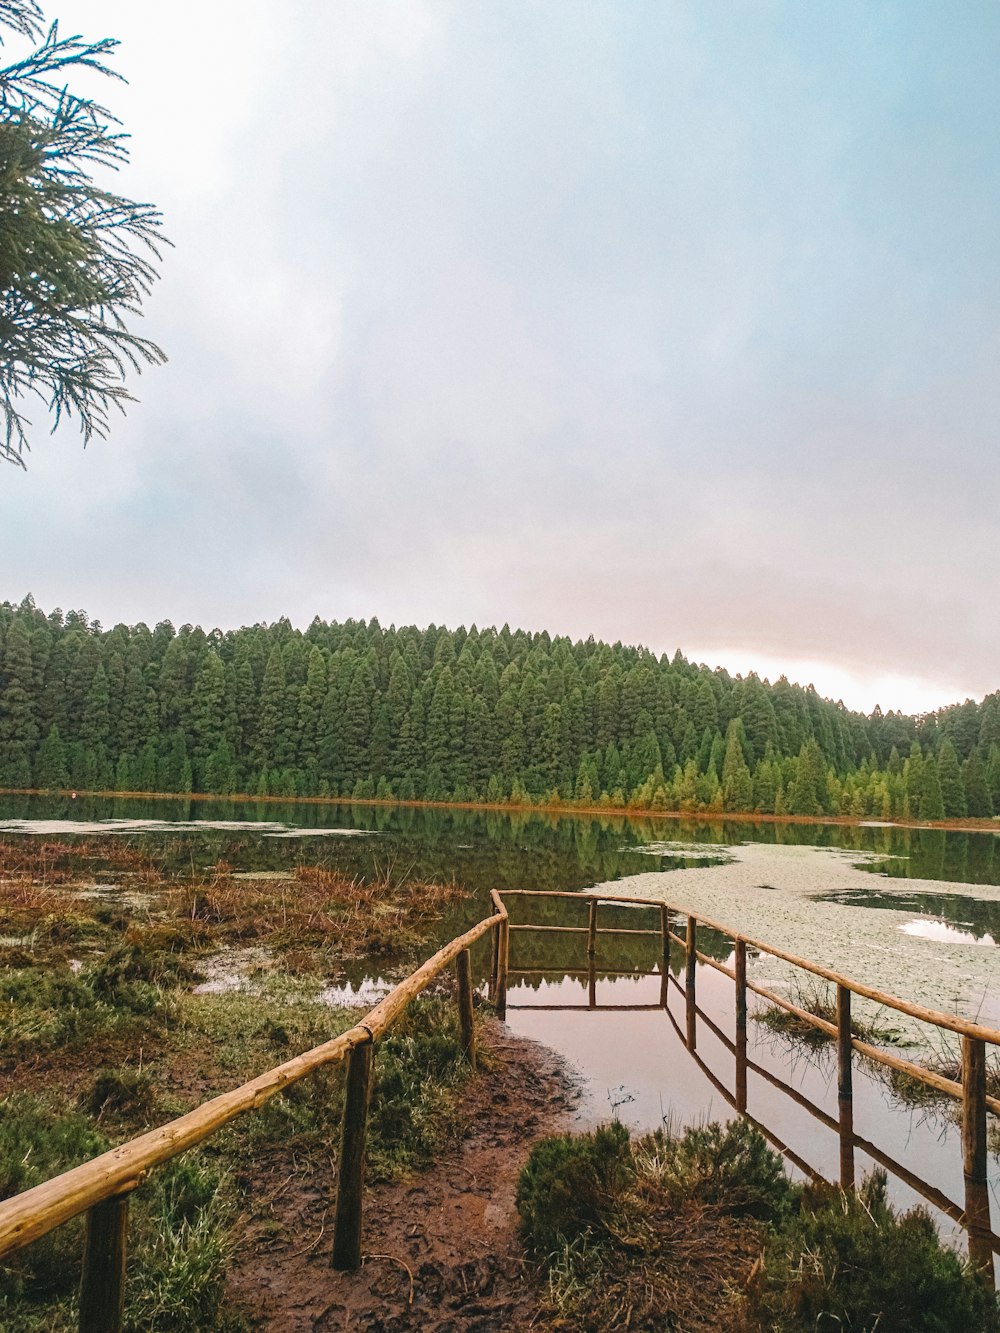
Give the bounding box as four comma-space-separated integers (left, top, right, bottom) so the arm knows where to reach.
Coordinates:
1, 596, 998, 819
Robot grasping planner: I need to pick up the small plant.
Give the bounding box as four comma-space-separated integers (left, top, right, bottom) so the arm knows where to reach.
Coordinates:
636, 1117, 796, 1222
125, 1156, 236, 1332
757, 979, 911, 1052
516, 1121, 632, 1255
85, 1068, 157, 1122
367, 998, 475, 1178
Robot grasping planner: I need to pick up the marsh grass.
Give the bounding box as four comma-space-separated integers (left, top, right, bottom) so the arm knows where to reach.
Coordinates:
518, 1121, 1000, 1333
756, 978, 913, 1051
0, 835, 476, 1327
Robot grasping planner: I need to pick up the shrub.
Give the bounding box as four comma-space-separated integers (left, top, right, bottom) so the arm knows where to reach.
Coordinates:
637, 1118, 795, 1222
516, 1121, 632, 1255
366, 997, 472, 1178
748, 1169, 1000, 1332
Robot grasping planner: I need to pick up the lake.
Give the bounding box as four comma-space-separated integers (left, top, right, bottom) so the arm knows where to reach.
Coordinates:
1, 793, 998, 1263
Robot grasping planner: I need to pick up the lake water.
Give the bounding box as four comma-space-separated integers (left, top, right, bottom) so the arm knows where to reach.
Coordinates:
1, 793, 998, 1263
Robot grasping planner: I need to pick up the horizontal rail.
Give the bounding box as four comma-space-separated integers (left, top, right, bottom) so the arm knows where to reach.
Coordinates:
504, 888, 1000, 1047
0, 910, 502, 1260
686, 998, 1000, 1254
507, 923, 661, 937
506, 1003, 666, 1013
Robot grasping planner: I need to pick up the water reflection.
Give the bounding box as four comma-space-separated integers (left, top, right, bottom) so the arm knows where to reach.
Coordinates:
502, 914, 1000, 1277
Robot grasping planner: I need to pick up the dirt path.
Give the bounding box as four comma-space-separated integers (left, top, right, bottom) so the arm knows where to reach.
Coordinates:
225, 1021, 581, 1331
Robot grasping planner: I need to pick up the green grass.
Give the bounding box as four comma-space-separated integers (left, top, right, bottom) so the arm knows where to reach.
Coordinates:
0, 953, 171, 1060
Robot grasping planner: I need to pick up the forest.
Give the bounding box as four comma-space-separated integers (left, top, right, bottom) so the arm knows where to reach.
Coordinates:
0, 595, 998, 820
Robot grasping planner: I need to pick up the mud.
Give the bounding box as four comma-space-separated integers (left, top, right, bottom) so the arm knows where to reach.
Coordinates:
225, 1021, 582, 1331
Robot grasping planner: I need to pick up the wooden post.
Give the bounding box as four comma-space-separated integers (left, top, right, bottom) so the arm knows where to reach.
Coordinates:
685, 916, 697, 1049
456, 948, 476, 1070
659, 905, 670, 1009
488, 921, 500, 1003
735, 938, 747, 1113
587, 900, 598, 1008
496, 917, 509, 1021
837, 984, 855, 1190
79, 1192, 129, 1333
962, 1035, 993, 1281
332, 1039, 373, 1271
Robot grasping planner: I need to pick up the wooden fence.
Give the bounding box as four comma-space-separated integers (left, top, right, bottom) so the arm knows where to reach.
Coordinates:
0, 908, 501, 1332
493, 888, 1000, 1280
2, 881, 997, 1329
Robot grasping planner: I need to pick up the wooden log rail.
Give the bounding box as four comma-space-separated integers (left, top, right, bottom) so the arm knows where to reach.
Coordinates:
0, 908, 503, 1331
498, 887, 1000, 1279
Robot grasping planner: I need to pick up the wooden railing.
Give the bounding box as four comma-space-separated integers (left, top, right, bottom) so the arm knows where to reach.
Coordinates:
0, 908, 502, 1332
493, 889, 1000, 1280
5, 882, 997, 1328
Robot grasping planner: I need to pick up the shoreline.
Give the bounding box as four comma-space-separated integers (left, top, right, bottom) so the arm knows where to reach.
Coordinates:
0, 786, 998, 837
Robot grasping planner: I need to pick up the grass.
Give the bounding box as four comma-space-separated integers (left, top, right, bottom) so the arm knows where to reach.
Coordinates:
0, 835, 478, 1327
518, 1120, 1000, 1333
755, 979, 912, 1051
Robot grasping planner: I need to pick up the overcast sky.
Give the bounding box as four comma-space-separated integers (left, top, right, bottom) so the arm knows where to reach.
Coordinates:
3, 1, 999, 715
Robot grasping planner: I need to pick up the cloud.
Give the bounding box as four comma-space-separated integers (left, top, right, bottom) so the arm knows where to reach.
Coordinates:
3, 1, 999, 713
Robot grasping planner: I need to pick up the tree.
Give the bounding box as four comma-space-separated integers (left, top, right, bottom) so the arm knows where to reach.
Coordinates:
0, 2, 167, 465
936, 740, 966, 819
722, 719, 753, 813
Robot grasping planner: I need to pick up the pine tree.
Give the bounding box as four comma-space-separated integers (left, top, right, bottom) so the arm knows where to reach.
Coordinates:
921, 756, 945, 821
189, 651, 226, 787
987, 745, 1000, 815
936, 740, 967, 818
0, 617, 37, 785
904, 743, 925, 819
722, 720, 753, 812
35, 725, 68, 789
963, 749, 992, 818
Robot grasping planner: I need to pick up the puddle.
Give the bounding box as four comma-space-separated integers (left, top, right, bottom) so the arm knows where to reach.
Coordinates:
191, 950, 389, 1010
71, 883, 157, 909
316, 978, 391, 1008
228, 871, 296, 881
900, 920, 997, 947
192, 947, 273, 994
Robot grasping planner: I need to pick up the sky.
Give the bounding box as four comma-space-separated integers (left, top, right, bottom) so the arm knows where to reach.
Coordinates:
3, 1, 999, 716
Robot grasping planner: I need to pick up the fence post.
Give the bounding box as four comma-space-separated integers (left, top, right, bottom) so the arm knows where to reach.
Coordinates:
456, 948, 476, 1070
79, 1192, 130, 1333
962, 1035, 993, 1281
332, 1037, 374, 1271
496, 917, 509, 1021
685, 916, 697, 1049
488, 921, 500, 1003
836, 984, 855, 1190
587, 900, 598, 1008
735, 938, 747, 1113
659, 905, 670, 1008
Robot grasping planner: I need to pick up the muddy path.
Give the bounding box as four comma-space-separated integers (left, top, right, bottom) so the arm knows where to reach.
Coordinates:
225, 1021, 582, 1331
